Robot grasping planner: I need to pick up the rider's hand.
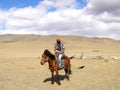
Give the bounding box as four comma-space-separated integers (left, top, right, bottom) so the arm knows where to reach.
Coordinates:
55, 50, 63, 54
59, 51, 62, 54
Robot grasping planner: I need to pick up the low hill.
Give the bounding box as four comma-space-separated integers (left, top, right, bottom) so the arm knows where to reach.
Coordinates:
0, 34, 119, 43
0, 34, 120, 58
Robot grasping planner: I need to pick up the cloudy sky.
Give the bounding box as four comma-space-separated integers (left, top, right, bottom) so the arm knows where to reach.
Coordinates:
0, 0, 120, 40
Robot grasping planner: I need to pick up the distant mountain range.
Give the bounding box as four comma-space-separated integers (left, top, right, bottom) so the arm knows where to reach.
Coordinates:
0, 34, 119, 43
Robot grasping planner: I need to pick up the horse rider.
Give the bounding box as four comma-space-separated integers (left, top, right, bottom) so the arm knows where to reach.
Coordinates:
54, 37, 65, 69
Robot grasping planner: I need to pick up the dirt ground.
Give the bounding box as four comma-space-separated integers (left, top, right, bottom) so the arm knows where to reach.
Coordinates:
0, 35, 120, 90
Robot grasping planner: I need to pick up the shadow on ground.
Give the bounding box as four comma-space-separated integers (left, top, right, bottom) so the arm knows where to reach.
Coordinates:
43, 75, 69, 85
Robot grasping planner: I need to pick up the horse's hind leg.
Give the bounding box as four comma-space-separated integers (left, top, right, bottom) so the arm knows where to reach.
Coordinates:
68, 64, 72, 75
64, 69, 69, 80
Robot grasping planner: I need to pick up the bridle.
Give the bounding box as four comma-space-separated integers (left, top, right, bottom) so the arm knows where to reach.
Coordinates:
40, 50, 55, 65
41, 54, 49, 63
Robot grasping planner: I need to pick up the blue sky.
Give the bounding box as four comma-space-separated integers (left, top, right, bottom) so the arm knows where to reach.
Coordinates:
0, 0, 120, 40
0, 0, 42, 9
0, 0, 86, 10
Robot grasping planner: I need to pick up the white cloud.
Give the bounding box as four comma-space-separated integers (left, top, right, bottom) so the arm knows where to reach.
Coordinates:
0, 0, 120, 40
84, 0, 120, 15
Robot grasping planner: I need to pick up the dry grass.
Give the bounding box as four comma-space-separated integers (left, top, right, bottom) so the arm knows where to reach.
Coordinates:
0, 35, 120, 90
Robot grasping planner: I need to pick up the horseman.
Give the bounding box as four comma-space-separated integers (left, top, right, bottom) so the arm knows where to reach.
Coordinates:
54, 37, 65, 69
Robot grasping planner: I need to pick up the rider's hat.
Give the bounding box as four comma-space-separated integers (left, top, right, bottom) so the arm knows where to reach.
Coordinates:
56, 37, 61, 42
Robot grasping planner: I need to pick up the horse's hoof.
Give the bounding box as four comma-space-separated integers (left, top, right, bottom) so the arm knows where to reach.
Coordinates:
51, 80, 54, 84
51, 81, 54, 84
58, 82, 61, 85
64, 75, 70, 80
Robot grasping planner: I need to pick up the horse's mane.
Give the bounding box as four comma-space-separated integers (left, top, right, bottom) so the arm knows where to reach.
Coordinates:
44, 49, 55, 60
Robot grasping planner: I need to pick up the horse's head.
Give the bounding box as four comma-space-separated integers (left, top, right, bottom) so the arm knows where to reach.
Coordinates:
40, 49, 50, 65
40, 54, 48, 65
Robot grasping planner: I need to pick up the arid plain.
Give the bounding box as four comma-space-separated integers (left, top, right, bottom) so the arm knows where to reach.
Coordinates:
0, 34, 120, 90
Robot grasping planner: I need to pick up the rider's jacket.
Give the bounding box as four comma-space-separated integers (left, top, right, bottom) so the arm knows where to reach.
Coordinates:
54, 41, 65, 55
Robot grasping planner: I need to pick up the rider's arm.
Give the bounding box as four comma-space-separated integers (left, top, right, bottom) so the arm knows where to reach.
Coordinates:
61, 43, 65, 54
54, 43, 59, 53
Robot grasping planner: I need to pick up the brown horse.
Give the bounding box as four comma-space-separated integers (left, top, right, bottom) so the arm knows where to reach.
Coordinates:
40, 49, 71, 85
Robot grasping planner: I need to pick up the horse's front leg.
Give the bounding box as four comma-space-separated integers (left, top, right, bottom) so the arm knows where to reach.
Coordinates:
55, 70, 61, 85
51, 71, 54, 84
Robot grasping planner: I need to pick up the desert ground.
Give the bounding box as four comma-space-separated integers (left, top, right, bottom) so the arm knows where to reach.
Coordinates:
0, 34, 120, 90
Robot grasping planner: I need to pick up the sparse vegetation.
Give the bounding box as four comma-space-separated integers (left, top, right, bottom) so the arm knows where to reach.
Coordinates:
0, 35, 120, 90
